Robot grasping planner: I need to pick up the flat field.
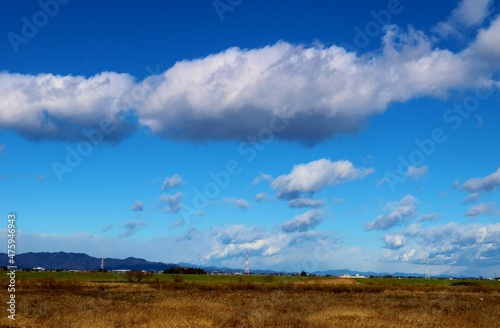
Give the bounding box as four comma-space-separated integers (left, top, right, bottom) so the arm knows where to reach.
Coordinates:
1, 272, 499, 327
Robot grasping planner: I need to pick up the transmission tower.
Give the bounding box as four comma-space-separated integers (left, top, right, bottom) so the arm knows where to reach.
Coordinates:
245, 251, 250, 275
425, 255, 430, 279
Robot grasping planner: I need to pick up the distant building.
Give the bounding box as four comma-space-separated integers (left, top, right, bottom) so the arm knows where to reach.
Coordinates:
340, 273, 366, 278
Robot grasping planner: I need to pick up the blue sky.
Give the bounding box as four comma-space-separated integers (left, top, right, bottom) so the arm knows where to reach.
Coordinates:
1, 0, 500, 276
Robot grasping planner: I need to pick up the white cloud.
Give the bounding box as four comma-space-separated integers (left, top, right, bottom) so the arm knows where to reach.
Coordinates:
222, 197, 250, 209
417, 213, 442, 222
162, 174, 183, 190
272, 158, 373, 199
433, 0, 492, 38
471, 17, 500, 66
282, 210, 323, 233
0, 228, 338, 272
384, 234, 406, 249
170, 219, 186, 228
159, 192, 183, 213
476, 114, 484, 126
366, 195, 418, 230
406, 165, 428, 180
287, 197, 324, 209
130, 200, 144, 212
101, 224, 114, 233
255, 192, 268, 202
3, 19, 500, 143
0, 72, 136, 141
462, 192, 480, 204
252, 173, 273, 185
383, 222, 500, 269
460, 167, 500, 193
120, 220, 149, 238
465, 202, 496, 217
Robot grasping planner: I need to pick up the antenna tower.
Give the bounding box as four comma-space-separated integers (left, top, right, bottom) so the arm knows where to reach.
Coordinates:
101, 256, 104, 271
425, 255, 429, 279
245, 251, 250, 275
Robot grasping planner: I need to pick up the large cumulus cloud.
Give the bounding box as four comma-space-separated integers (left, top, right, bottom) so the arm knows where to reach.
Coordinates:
2, 17, 500, 143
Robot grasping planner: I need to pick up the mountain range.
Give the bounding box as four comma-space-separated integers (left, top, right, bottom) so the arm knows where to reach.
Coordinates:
1, 251, 438, 277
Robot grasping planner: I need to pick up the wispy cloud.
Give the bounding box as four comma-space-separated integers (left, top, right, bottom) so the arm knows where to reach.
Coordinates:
101, 224, 114, 233
417, 213, 442, 223
120, 220, 148, 237
287, 197, 324, 209
170, 219, 186, 228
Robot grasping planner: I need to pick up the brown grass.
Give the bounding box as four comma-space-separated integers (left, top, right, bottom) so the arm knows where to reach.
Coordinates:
1, 278, 499, 327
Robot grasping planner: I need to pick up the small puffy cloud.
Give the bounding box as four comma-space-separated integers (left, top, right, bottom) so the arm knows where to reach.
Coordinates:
433, 0, 492, 37
130, 200, 144, 212
252, 173, 273, 185
120, 220, 148, 238
222, 197, 250, 209
255, 192, 268, 202
384, 234, 406, 249
159, 192, 183, 213
366, 195, 418, 231
465, 202, 496, 217
406, 165, 428, 180
282, 210, 323, 233
162, 174, 183, 190
417, 213, 442, 223
272, 158, 373, 199
460, 167, 500, 193
287, 197, 324, 209
462, 192, 480, 204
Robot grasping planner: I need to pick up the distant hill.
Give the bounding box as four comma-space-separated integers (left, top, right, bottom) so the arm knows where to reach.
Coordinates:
0, 252, 178, 271
0, 252, 465, 278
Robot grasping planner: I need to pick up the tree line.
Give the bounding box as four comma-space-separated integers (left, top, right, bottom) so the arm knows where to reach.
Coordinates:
163, 267, 206, 274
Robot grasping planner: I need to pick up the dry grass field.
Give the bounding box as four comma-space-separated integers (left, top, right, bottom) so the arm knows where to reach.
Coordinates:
1, 274, 499, 327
